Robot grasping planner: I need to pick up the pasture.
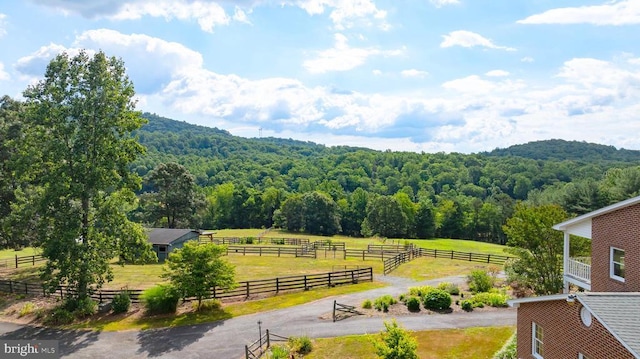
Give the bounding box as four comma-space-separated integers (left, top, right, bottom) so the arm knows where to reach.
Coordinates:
306, 326, 515, 359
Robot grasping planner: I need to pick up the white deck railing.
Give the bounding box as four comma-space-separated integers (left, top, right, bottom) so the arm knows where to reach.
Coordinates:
566, 257, 591, 283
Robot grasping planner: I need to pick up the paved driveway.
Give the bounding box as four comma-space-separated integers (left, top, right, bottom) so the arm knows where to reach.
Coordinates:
0, 275, 516, 358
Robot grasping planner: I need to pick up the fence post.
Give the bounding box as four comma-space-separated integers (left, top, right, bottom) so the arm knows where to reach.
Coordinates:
32, 256, 35, 266
343, 250, 346, 259
487, 254, 491, 263
468, 252, 472, 261
99, 291, 103, 304
245, 345, 250, 359
15, 255, 18, 269
304, 275, 307, 290
246, 282, 250, 297
328, 273, 332, 287
266, 329, 271, 348
276, 278, 279, 293
213, 286, 217, 299
362, 251, 365, 261
450, 251, 453, 260
333, 300, 336, 322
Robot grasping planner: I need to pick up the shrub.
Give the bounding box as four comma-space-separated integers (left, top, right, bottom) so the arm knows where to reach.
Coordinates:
405, 296, 421, 312
288, 336, 313, 354
398, 294, 407, 303
493, 332, 517, 359
141, 284, 180, 314
72, 297, 97, 318
245, 237, 255, 244
269, 345, 290, 359
422, 289, 452, 311
372, 320, 418, 359
44, 308, 74, 326
18, 302, 37, 317
194, 298, 222, 312
362, 299, 373, 309
471, 292, 510, 307
374, 295, 397, 312
408, 286, 433, 297
437, 282, 460, 295
460, 300, 473, 312
111, 291, 131, 314
467, 270, 494, 293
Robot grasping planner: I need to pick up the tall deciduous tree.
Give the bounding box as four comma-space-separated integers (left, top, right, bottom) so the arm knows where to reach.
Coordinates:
361, 195, 407, 238
23, 50, 156, 306
146, 162, 203, 228
502, 203, 568, 295
162, 241, 235, 310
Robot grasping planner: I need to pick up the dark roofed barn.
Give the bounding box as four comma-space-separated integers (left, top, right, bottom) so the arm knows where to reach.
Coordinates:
147, 228, 201, 262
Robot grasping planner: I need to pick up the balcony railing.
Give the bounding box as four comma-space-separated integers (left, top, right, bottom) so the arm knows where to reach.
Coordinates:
566, 257, 591, 284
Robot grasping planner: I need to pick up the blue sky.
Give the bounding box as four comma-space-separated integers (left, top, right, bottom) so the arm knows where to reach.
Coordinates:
1, 0, 640, 153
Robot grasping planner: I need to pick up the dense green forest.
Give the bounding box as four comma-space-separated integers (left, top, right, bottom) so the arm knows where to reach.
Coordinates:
3, 101, 640, 248
126, 113, 640, 243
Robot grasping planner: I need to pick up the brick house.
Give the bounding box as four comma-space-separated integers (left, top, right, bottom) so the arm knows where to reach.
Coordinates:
509, 196, 640, 359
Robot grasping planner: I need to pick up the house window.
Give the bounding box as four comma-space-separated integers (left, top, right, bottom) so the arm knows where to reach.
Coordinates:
532, 322, 544, 359
610, 247, 625, 282
159, 246, 167, 253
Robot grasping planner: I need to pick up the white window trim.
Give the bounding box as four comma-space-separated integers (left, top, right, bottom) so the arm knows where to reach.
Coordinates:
579, 353, 591, 359
532, 322, 544, 359
610, 247, 625, 282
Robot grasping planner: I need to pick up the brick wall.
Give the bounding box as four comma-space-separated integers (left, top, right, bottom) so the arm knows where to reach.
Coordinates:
591, 203, 640, 292
517, 300, 634, 359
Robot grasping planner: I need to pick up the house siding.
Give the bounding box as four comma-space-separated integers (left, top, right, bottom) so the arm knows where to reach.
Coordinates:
591, 203, 640, 292
516, 301, 634, 359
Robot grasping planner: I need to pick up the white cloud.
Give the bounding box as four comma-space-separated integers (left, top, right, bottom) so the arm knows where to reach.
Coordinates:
0, 13, 6, 38
485, 70, 510, 77
440, 30, 516, 51
372, 69, 382, 75
303, 33, 403, 73
517, 1, 640, 26
429, 0, 460, 8
293, 0, 388, 30
521, 56, 535, 63
629, 58, 640, 65
401, 69, 429, 78
0, 62, 9, 81
112, 1, 230, 32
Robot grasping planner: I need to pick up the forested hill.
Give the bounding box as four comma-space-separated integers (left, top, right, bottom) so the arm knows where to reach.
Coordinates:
131, 113, 640, 242
486, 139, 640, 162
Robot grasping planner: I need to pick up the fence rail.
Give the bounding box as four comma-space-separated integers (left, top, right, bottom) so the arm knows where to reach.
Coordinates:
205, 237, 310, 246
0, 267, 373, 304
225, 245, 316, 258
344, 249, 397, 261
333, 300, 362, 322
245, 330, 288, 359
0, 255, 46, 269
417, 248, 511, 265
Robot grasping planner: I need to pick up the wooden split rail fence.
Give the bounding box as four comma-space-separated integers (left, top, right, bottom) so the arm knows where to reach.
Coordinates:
332, 300, 362, 322
383, 248, 512, 275
0, 267, 373, 304
225, 245, 316, 258
245, 330, 289, 359
0, 255, 45, 269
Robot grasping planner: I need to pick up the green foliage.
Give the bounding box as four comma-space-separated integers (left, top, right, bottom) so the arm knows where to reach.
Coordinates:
111, 291, 131, 314
362, 196, 408, 238
18, 302, 37, 317
503, 203, 567, 295
471, 292, 510, 307
268, 345, 290, 359
44, 308, 75, 326
193, 298, 222, 312
372, 319, 418, 359
422, 289, 452, 311
22, 50, 154, 301
437, 282, 460, 295
140, 162, 205, 228
277, 191, 341, 235
71, 297, 97, 318
492, 332, 517, 359
460, 300, 473, 312
141, 284, 180, 314
408, 286, 433, 297
162, 241, 236, 310
288, 336, 313, 355
467, 270, 494, 293
405, 296, 421, 312
362, 299, 373, 309
374, 295, 398, 312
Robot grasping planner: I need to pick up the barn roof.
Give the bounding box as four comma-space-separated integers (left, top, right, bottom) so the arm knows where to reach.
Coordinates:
147, 228, 200, 245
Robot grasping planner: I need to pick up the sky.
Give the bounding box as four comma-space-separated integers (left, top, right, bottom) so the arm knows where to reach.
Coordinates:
1, 0, 640, 153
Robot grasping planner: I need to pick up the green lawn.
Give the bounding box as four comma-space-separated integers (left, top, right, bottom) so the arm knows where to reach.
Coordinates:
0, 247, 40, 260
306, 326, 515, 359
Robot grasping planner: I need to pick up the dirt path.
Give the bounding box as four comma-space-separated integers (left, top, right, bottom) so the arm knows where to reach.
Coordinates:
0, 275, 516, 358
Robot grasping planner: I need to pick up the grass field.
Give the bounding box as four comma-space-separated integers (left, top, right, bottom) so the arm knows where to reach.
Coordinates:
305, 326, 515, 359
0, 247, 40, 260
